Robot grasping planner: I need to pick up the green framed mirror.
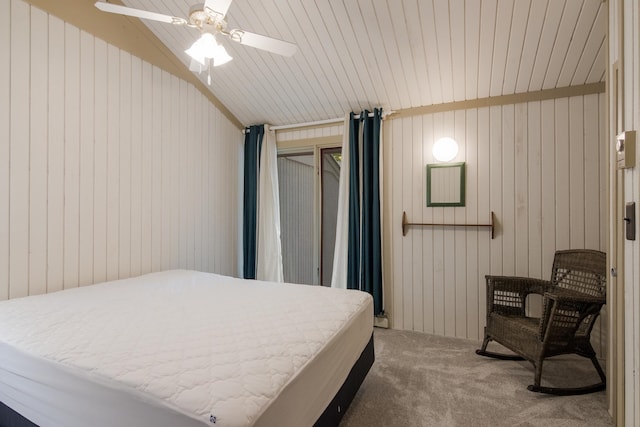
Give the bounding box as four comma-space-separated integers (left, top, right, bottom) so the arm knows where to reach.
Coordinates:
426, 162, 465, 207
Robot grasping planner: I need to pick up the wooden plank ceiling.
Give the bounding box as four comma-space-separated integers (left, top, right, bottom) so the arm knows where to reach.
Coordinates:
120, 0, 606, 127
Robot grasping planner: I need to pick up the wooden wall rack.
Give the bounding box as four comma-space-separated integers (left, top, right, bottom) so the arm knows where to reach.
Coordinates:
401, 211, 495, 239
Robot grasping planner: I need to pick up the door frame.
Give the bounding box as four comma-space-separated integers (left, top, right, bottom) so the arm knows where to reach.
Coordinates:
609, 55, 625, 425
277, 135, 343, 285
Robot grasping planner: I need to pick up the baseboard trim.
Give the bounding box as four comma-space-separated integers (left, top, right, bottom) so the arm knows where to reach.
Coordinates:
374, 315, 389, 329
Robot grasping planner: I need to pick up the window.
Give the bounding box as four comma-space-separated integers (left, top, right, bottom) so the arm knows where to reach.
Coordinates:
320, 148, 341, 286
277, 152, 314, 284
276, 135, 342, 285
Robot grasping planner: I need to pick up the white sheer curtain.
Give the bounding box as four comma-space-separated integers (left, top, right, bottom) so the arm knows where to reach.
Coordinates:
256, 125, 284, 282
330, 114, 351, 289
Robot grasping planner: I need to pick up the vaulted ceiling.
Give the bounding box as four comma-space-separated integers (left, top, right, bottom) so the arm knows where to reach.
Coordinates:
119, 0, 606, 127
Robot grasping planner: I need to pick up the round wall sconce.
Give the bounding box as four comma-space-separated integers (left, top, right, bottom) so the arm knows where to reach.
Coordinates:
432, 137, 459, 162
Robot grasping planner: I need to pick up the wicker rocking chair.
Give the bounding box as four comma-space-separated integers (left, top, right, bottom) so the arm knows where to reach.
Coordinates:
476, 249, 607, 395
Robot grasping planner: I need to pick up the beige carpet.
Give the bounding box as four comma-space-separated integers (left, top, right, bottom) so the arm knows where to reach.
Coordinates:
341, 328, 612, 427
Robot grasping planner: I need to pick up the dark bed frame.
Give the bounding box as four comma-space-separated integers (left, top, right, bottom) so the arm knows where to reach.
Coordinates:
1, 334, 374, 427
314, 333, 374, 426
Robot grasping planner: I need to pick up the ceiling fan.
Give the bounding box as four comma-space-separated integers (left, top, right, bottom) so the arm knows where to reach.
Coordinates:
95, 0, 297, 83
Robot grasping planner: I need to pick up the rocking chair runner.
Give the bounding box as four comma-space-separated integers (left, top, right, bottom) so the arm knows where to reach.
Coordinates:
476, 249, 607, 395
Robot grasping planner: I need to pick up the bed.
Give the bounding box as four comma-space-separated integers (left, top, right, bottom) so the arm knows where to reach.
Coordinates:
0, 270, 374, 427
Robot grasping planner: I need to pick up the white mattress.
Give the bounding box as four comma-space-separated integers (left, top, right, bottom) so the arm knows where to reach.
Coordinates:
0, 270, 373, 427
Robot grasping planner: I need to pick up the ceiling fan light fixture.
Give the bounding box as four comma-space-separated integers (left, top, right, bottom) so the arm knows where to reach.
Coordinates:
212, 45, 233, 66
185, 32, 232, 67
185, 35, 210, 65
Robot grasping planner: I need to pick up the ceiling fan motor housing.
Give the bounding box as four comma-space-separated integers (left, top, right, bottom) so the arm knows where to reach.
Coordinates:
189, 3, 226, 32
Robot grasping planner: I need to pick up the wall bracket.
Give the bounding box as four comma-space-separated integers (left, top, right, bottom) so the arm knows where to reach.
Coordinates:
401, 211, 495, 239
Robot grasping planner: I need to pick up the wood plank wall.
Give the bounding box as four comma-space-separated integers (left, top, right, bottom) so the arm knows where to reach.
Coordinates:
0, 0, 240, 301
273, 95, 607, 358
386, 94, 607, 355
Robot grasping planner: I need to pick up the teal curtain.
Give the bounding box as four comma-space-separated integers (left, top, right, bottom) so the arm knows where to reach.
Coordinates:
243, 125, 264, 279
361, 109, 383, 314
346, 109, 383, 314
346, 113, 360, 290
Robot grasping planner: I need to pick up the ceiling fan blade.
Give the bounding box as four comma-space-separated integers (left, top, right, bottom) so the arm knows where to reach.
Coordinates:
231, 30, 297, 57
204, 0, 233, 18
94, 2, 187, 25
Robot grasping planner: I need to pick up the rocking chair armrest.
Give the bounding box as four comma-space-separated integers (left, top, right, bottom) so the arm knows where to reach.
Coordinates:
540, 289, 606, 342
485, 275, 552, 296
543, 288, 606, 305
485, 276, 552, 316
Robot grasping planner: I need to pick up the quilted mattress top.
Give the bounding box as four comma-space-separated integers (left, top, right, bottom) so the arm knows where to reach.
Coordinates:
0, 270, 373, 426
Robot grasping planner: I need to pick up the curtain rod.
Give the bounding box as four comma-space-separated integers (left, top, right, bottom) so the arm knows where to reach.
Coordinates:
242, 111, 391, 134
242, 117, 344, 134
272, 112, 380, 131
271, 116, 345, 131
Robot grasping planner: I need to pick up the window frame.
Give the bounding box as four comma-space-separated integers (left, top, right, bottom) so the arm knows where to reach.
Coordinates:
276, 134, 342, 285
